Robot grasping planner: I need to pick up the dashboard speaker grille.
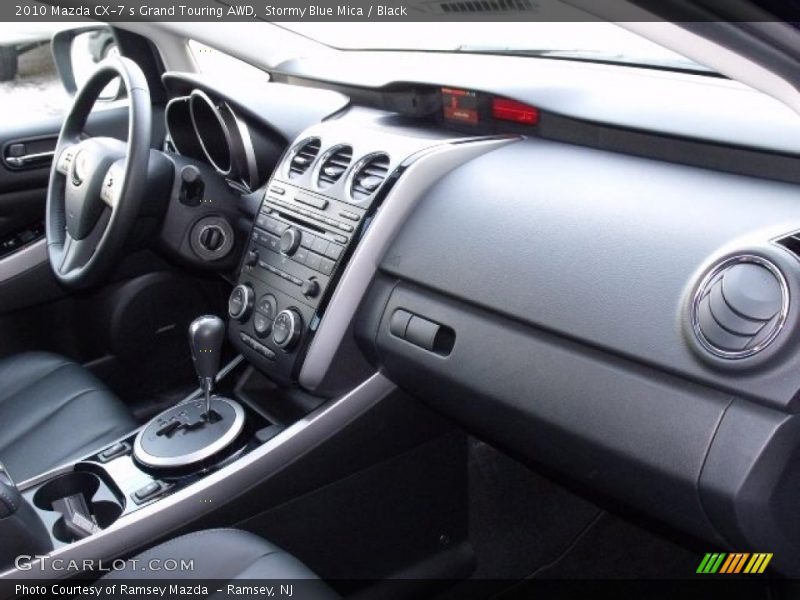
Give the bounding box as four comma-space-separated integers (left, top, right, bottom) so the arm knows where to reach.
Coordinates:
317, 145, 353, 188
691, 255, 788, 359
288, 138, 321, 179
351, 153, 390, 201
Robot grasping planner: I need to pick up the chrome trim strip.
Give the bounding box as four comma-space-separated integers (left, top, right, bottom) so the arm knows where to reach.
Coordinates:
132, 398, 245, 468
2, 372, 396, 580
188, 89, 233, 176
228, 104, 259, 190
299, 136, 519, 391
0, 238, 47, 282
691, 254, 790, 359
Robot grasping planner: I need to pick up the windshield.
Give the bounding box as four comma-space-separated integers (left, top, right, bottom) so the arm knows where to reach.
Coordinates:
278, 22, 711, 73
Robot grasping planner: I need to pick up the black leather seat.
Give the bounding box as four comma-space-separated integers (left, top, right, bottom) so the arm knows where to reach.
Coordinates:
100, 529, 338, 597
0, 352, 136, 482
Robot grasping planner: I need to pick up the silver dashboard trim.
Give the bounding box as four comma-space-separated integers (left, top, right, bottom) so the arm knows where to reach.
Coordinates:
299, 136, 519, 391
0, 238, 47, 282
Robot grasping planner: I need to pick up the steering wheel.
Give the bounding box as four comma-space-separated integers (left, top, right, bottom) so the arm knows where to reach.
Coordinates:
46, 56, 151, 288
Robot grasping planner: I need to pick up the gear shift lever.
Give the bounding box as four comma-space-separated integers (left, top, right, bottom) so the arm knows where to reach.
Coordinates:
133, 315, 245, 470
188, 315, 225, 419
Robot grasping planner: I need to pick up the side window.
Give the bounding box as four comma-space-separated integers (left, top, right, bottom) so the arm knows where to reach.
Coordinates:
188, 40, 271, 82
0, 25, 71, 124
0, 25, 121, 126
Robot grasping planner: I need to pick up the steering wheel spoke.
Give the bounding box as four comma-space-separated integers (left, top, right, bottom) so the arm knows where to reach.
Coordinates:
56, 208, 111, 276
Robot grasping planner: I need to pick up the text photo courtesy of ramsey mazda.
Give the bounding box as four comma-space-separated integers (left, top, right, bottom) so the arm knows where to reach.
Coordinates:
1, 1, 800, 599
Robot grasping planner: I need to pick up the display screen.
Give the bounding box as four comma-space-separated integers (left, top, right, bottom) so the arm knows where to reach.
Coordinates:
442, 87, 480, 125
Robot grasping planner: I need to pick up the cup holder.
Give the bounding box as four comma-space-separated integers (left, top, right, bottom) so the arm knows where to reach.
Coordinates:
32, 471, 124, 543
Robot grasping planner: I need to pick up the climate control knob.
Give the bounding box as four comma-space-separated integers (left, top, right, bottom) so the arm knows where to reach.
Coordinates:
279, 227, 302, 256
272, 308, 302, 350
228, 284, 254, 321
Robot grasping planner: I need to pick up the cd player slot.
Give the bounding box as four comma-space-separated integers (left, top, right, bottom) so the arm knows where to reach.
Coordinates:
274, 211, 326, 235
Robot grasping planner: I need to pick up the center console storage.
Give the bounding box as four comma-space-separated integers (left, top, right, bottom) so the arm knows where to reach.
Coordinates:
32, 471, 123, 544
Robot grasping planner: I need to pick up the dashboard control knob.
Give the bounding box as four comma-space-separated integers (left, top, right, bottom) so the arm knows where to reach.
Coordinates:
301, 278, 320, 299
280, 228, 302, 256
245, 248, 259, 267
272, 308, 302, 350
228, 284, 254, 322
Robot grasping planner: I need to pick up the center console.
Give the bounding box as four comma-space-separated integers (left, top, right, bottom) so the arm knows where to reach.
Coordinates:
3, 317, 275, 562
227, 135, 394, 384
225, 121, 457, 386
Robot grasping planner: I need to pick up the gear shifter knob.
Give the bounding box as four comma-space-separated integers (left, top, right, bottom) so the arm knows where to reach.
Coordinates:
188, 315, 225, 418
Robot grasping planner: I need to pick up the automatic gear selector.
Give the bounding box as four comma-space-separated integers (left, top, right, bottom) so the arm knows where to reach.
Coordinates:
133, 316, 245, 471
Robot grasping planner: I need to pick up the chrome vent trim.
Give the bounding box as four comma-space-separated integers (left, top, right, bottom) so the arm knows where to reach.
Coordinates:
316, 145, 353, 188
349, 152, 390, 201
691, 255, 789, 359
286, 137, 321, 179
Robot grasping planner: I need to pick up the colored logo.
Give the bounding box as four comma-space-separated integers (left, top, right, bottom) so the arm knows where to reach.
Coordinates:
697, 553, 773, 574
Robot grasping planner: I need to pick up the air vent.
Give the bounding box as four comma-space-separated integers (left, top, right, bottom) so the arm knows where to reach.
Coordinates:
350, 153, 390, 201
691, 255, 788, 359
317, 145, 353, 188
287, 138, 321, 179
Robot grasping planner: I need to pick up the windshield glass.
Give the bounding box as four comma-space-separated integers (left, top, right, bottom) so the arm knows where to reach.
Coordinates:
278, 22, 711, 73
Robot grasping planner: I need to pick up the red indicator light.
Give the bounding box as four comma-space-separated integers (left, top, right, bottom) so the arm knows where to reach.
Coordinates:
492, 98, 540, 125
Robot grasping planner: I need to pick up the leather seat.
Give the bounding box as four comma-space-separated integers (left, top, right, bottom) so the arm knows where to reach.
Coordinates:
0, 352, 136, 482
100, 529, 338, 597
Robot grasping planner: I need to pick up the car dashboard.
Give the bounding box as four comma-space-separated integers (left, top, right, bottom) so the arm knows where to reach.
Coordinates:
157, 65, 800, 575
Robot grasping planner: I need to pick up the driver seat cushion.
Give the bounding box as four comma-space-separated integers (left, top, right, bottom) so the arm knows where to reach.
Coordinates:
0, 352, 136, 482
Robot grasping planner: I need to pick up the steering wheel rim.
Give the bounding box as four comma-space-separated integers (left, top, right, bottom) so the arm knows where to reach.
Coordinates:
46, 56, 151, 288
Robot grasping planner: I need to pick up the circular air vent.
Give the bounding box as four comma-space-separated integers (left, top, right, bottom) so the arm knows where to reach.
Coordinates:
316, 145, 352, 188
286, 138, 321, 179
691, 255, 789, 359
350, 153, 390, 201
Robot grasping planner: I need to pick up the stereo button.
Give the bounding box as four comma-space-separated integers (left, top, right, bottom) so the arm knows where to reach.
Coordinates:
339, 210, 360, 221
294, 246, 309, 264
324, 244, 343, 260
305, 252, 322, 272
312, 237, 329, 256
319, 257, 335, 276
